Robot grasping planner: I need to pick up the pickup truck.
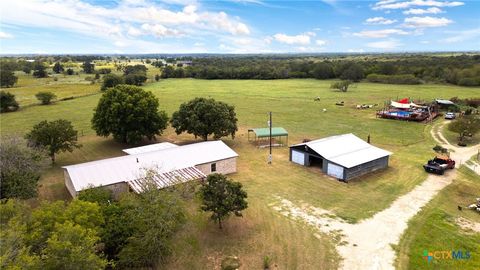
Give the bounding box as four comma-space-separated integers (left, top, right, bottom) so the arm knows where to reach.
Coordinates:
423, 156, 455, 175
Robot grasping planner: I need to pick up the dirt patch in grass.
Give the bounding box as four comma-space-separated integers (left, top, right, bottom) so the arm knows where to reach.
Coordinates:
456, 217, 480, 233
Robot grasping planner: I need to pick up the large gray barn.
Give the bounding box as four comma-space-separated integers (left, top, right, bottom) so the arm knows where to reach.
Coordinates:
289, 134, 392, 181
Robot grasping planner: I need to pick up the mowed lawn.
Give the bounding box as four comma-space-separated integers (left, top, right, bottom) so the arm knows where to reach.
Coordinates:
1, 79, 480, 269
395, 167, 480, 270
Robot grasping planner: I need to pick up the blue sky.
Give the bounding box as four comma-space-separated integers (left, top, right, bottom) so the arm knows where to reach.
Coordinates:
0, 0, 479, 54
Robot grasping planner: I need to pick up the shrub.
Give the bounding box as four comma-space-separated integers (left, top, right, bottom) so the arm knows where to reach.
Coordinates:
97, 68, 111, 74
0, 91, 19, 112
221, 256, 241, 270
35, 91, 57, 105
124, 73, 147, 86
66, 68, 74, 75
78, 186, 114, 205
263, 256, 272, 269
0, 69, 18, 87
101, 74, 123, 90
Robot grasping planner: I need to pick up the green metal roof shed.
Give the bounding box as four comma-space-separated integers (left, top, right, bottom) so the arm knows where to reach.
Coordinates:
248, 127, 288, 146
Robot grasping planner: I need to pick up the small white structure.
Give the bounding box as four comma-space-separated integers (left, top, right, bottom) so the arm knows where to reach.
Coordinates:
63, 141, 238, 198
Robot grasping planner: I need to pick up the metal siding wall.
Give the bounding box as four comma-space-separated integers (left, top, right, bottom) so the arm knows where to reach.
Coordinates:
64, 170, 77, 198
344, 156, 389, 180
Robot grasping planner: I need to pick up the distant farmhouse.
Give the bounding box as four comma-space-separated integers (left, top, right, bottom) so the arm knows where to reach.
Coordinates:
289, 134, 392, 181
63, 141, 238, 198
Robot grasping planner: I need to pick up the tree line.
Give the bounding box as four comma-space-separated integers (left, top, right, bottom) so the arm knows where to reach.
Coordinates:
157, 55, 480, 86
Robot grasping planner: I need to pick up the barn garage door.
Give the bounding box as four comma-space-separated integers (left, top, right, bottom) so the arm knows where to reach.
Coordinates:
291, 150, 305, 165
327, 163, 344, 179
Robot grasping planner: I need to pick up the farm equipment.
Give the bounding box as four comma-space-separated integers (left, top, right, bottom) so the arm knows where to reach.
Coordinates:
423, 156, 455, 175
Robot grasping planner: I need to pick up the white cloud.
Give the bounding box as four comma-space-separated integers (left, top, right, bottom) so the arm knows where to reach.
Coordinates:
316, 39, 327, 46
403, 7, 443, 14
0, 31, 13, 39
403, 16, 452, 28
373, 0, 464, 10
366, 39, 403, 50
127, 26, 143, 37
442, 28, 480, 43
0, 0, 251, 42
365, 17, 397, 25
202, 12, 250, 35
273, 33, 311, 45
354, 29, 408, 38
141, 23, 183, 37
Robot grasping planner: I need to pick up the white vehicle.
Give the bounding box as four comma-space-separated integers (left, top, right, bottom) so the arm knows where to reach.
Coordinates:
445, 112, 456, 120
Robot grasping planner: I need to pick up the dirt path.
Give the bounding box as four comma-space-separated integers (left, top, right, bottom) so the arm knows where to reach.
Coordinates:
272, 121, 479, 270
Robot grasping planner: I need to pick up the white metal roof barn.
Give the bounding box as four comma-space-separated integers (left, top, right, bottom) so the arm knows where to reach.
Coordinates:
122, 142, 178, 155
63, 140, 238, 197
289, 134, 392, 181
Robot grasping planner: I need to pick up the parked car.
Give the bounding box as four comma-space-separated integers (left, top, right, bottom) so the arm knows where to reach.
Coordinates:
445, 112, 456, 119
423, 156, 455, 175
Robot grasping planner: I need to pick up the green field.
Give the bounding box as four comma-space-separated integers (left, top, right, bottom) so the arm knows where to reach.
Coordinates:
1, 78, 479, 269
396, 167, 480, 270
7, 72, 101, 106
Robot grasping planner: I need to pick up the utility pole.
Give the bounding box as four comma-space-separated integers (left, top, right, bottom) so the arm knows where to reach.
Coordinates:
268, 111, 272, 164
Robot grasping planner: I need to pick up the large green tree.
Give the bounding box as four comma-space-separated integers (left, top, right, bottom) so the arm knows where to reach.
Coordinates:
171, 97, 238, 141
92, 85, 168, 144
0, 91, 19, 113
25, 119, 81, 163
340, 63, 365, 82
0, 69, 18, 88
448, 115, 480, 143
0, 137, 48, 199
199, 173, 248, 229
312, 62, 334, 79
0, 199, 108, 270
116, 185, 186, 268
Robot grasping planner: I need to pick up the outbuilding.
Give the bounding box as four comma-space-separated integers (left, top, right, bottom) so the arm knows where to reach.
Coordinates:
289, 134, 392, 181
63, 140, 238, 198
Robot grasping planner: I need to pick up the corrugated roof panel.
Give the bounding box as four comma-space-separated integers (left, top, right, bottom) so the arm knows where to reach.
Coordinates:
122, 142, 178, 155
63, 140, 237, 192
128, 167, 206, 193
291, 134, 392, 168
251, 127, 288, 138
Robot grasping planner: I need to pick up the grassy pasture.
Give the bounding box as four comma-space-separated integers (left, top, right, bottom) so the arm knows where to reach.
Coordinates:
395, 167, 480, 270
4, 73, 100, 106
1, 78, 479, 269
